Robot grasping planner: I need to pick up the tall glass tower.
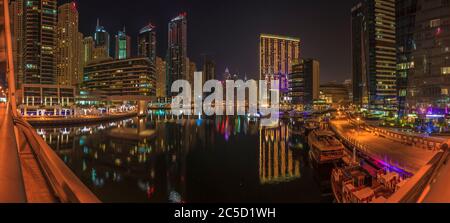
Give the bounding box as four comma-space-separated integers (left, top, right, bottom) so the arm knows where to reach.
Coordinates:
138, 23, 157, 65
23, 0, 58, 85
166, 13, 187, 97
94, 19, 110, 58
115, 28, 131, 60
352, 0, 398, 115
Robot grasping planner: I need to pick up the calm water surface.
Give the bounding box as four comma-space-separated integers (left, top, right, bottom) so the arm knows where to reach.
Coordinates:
38, 114, 333, 203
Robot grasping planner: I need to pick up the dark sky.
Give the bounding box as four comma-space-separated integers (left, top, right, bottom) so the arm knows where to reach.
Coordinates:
69, 0, 358, 83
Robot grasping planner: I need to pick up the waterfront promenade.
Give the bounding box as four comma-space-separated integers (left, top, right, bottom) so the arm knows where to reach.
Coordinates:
24, 112, 138, 126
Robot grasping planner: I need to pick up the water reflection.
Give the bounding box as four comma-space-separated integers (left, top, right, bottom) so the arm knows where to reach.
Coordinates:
259, 125, 301, 184
39, 114, 329, 203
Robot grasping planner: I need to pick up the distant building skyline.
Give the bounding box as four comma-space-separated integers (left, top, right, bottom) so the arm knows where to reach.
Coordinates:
74, 0, 358, 82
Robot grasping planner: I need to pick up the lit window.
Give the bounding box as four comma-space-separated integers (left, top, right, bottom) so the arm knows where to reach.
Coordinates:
442, 67, 450, 75
430, 19, 441, 28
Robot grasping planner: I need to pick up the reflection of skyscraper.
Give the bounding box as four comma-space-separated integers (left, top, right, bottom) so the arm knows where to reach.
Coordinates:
94, 19, 110, 57
166, 13, 187, 97
259, 126, 300, 184
138, 23, 156, 65
115, 28, 131, 60
352, 0, 397, 114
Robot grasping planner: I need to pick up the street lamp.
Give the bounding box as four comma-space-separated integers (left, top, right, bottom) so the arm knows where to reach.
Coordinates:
356, 117, 361, 135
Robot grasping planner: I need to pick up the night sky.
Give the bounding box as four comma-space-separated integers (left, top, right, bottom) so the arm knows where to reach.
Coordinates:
70, 0, 359, 83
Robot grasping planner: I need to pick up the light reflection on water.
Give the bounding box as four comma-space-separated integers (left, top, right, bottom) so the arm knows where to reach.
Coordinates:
38, 114, 332, 203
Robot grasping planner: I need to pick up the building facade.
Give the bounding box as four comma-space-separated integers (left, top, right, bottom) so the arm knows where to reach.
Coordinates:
115, 28, 131, 60
10, 0, 24, 88
288, 59, 320, 109
57, 2, 83, 87
155, 57, 166, 99
82, 36, 94, 65
260, 34, 300, 98
396, 0, 418, 117
352, 0, 398, 115
166, 13, 187, 97
407, 0, 450, 113
320, 82, 351, 109
83, 57, 156, 98
23, 0, 58, 85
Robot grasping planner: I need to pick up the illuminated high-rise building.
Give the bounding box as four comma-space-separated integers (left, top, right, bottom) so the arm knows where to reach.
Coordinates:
407, 0, 450, 112
10, 0, 24, 88
57, 2, 83, 86
23, 0, 58, 85
351, 0, 397, 115
166, 13, 187, 96
114, 28, 131, 60
94, 19, 110, 57
138, 23, 156, 65
259, 34, 300, 98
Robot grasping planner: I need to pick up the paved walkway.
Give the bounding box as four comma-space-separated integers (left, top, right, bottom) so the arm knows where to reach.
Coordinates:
0, 103, 26, 202
332, 120, 437, 174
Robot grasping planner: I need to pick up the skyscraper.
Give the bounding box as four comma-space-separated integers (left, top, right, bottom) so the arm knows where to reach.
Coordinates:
138, 23, 156, 64
83, 36, 94, 66
94, 19, 110, 58
115, 28, 131, 60
166, 13, 187, 97
203, 57, 216, 81
351, 0, 398, 115
259, 34, 300, 101
23, 0, 58, 85
57, 2, 83, 86
396, 0, 418, 117
407, 0, 450, 112
10, 0, 24, 88
288, 59, 320, 108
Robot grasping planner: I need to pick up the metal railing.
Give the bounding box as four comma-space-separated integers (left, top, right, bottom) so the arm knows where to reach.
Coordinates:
330, 122, 415, 176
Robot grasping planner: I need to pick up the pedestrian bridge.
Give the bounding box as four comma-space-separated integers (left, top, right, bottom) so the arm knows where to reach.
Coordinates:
0, 0, 99, 203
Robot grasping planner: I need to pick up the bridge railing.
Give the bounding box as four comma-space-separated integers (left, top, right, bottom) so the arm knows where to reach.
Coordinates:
13, 116, 100, 203
386, 147, 448, 203
330, 121, 415, 176
348, 118, 444, 151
